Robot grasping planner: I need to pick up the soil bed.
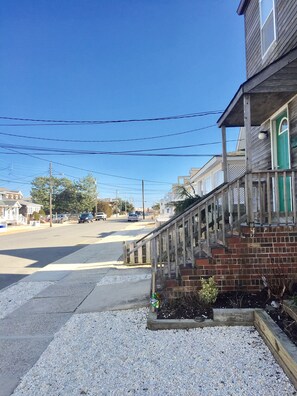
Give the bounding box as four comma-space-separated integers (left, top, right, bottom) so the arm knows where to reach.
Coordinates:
157, 290, 268, 320
157, 290, 297, 346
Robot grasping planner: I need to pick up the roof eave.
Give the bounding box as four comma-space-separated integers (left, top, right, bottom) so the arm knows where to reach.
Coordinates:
237, 0, 248, 15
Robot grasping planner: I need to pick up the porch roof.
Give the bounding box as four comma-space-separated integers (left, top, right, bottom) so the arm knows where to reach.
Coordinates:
218, 47, 297, 128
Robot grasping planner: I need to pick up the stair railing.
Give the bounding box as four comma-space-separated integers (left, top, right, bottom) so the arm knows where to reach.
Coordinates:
123, 169, 296, 287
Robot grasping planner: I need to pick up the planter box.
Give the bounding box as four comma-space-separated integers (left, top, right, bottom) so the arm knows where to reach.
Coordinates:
254, 309, 297, 389
147, 308, 254, 330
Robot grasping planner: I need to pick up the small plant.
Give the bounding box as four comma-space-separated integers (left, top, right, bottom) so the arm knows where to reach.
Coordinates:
198, 277, 218, 305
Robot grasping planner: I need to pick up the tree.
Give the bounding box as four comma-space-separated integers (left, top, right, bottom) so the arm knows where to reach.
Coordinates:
117, 198, 134, 213
152, 203, 160, 211
96, 200, 113, 217
54, 181, 78, 213
170, 184, 201, 215
31, 174, 97, 214
75, 174, 97, 213
31, 176, 53, 213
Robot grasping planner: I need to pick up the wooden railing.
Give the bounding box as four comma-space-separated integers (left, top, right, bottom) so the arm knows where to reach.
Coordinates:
123, 170, 296, 290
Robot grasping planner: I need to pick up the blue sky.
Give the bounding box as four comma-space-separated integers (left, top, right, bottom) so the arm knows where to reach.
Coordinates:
0, 0, 245, 207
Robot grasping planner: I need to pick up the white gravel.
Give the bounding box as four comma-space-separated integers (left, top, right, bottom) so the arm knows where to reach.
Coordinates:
97, 273, 151, 286
12, 308, 295, 396
0, 281, 53, 319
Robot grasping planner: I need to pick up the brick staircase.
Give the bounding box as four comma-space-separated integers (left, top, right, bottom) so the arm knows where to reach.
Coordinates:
165, 225, 297, 297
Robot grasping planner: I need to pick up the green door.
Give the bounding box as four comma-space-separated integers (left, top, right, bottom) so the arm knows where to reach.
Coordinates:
275, 111, 291, 211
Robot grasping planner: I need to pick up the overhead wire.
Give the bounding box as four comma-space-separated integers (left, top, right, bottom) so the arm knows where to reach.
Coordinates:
0, 110, 223, 126
2, 146, 173, 184
0, 125, 216, 143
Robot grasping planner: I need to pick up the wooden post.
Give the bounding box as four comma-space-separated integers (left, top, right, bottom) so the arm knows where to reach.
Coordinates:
138, 244, 143, 264
129, 242, 135, 264
221, 126, 228, 183
182, 217, 186, 266
190, 215, 194, 268
151, 238, 157, 312
174, 222, 179, 278
123, 242, 127, 264
292, 171, 296, 222
244, 94, 253, 225
146, 240, 151, 264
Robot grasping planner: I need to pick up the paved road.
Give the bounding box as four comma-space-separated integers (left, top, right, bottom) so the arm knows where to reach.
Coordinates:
0, 217, 145, 290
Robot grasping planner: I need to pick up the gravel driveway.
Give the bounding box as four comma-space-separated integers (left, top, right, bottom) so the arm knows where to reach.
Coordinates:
12, 308, 295, 396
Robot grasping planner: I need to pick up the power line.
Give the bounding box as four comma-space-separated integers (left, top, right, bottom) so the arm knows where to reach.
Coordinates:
0, 141, 222, 155
0, 110, 223, 126
0, 125, 217, 143
2, 146, 173, 184
0, 177, 32, 185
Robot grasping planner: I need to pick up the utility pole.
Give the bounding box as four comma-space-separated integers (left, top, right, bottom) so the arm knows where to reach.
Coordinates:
142, 179, 145, 220
49, 162, 53, 227
95, 179, 98, 215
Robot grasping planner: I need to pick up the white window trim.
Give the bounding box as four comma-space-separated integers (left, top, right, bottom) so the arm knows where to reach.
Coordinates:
270, 105, 291, 171
259, 0, 277, 58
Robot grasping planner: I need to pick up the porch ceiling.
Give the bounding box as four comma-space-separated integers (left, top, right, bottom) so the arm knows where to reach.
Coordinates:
218, 47, 297, 128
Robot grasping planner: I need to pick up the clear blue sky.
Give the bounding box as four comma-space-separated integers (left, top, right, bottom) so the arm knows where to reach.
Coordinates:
0, 0, 245, 207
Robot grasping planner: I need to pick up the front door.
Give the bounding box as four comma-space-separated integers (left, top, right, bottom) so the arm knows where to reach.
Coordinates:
273, 110, 291, 211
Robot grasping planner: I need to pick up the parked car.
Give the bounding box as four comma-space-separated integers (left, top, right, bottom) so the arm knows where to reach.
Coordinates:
57, 214, 69, 222
78, 213, 94, 223
128, 212, 139, 222
95, 212, 107, 221
47, 214, 68, 223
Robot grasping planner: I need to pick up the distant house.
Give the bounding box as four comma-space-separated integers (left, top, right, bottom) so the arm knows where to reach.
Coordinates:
0, 188, 42, 225
0, 188, 24, 225
190, 151, 245, 197
19, 199, 43, 220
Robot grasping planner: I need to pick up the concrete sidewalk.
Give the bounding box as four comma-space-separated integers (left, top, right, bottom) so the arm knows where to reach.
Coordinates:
0, 220, 154, 395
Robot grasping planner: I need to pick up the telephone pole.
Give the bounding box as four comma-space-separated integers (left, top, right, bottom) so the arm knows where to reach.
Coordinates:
142, 179, 145, 220
49, 162, 53, 227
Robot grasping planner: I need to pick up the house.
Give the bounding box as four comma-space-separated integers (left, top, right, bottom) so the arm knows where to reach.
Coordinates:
125, 0, 297, 298
190, 152, 245, 197
0, 188, 42, 225
19, 199, 43, 222
0, 188, 24, 225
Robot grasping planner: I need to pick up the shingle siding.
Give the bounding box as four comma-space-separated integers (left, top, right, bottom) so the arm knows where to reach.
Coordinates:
244, 0, 297, 78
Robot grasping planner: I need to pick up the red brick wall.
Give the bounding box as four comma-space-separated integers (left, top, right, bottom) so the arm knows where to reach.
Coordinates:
165, 226, 297, 297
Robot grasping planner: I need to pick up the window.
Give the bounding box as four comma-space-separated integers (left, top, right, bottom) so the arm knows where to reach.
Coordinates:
278, 117, 288, 135
259, 0, 276, 56
214, 170, 224, 188
204, 177, 212, 195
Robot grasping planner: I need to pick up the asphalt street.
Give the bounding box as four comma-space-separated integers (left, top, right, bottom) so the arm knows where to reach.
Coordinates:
0, 217, 147, 290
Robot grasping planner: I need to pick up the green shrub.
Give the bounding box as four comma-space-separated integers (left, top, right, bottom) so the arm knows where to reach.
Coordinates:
198, 277, 218, 305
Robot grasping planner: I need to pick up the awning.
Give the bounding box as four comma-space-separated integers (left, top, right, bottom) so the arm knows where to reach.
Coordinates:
218, 46, 297, 127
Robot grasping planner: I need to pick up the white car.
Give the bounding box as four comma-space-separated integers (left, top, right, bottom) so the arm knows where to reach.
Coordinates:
95, 212, 107, 221
128, 213, 139, 222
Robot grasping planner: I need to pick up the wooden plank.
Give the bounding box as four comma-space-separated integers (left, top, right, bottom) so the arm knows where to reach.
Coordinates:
146, 240, 151, 264
166, 229, 171, 277
283, 300, 297, 323
174, 222, 179, 277
267, 172, 272, 224
129, 242, 135, 264
254, 310, 297, 389
122, 242, 128, 264
221, 126, 228, 183
137, 244, 143, 264
293, 171, 297, 222
190, 215, 194, 268
182, 217, 186, 266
